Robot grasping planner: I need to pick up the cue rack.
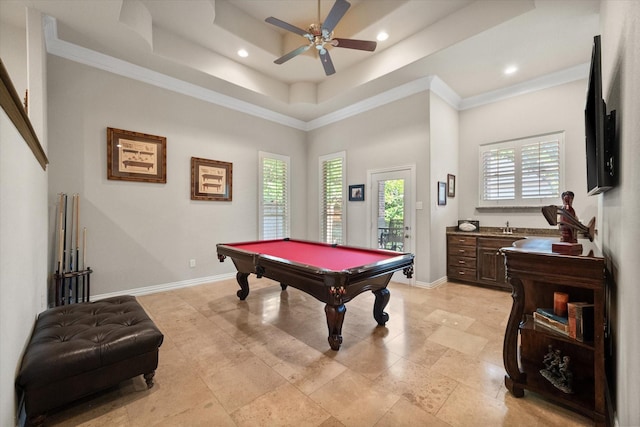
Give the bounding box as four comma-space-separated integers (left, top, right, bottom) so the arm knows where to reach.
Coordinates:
54, 193, 92, 306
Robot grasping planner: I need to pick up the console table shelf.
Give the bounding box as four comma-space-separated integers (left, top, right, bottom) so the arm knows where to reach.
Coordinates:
501, 238, 606, 425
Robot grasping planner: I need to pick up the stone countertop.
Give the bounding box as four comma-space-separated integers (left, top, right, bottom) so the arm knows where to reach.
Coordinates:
446, 226, 560, 239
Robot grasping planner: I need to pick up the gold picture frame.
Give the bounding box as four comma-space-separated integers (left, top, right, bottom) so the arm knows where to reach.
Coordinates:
107, 127, 166, 183
191, 157, 233, 201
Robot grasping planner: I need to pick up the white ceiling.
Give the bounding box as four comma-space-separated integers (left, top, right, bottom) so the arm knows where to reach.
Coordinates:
0, 0, 600, 124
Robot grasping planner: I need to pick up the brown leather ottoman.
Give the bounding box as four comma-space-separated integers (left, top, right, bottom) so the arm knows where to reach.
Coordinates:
15, 295, 164, 427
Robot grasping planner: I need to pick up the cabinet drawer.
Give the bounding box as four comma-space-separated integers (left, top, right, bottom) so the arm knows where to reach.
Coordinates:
448, 266, 476, 280
448, 235, 477, 247
448, 245, 476, 257
448, 255, 476, 269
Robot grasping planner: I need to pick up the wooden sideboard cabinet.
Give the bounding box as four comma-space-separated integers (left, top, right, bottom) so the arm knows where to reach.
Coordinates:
446, 234, 477, 282
477, 236, 520, 289
447, 234, 519, 290
501, 238, 607, 425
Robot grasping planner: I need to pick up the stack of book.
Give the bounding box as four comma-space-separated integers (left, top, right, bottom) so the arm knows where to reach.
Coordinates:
567, 302, 595, 342
533, 308, 569, 335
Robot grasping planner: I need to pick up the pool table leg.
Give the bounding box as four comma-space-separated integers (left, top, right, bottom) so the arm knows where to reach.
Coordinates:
325, 304, 346, 350
236, 272, 250, 300
372, 287, 390, 325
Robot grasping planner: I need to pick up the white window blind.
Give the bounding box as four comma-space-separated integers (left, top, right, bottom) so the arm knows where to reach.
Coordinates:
482, 148, 515, 201
259, 152, 290, 239
521, 139, 560, 199
319, 152, 345, 244
479, 132, 564, 207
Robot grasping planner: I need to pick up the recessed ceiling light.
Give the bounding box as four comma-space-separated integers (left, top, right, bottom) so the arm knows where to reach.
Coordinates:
504, 65, 518, 75
237, 49, 248, 58
376, 31, 389, 42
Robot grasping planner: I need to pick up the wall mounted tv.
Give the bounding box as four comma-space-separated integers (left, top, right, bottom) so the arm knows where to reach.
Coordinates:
585, 35, 616, 195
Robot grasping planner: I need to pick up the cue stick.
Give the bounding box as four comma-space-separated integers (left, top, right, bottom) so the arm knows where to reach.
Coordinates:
69, 194, 79, 302
82, 227, 86, 271
62, 193, 68, 274
69, 194, 75, 272
75, 194, 80, 271
57, 193, 64, 274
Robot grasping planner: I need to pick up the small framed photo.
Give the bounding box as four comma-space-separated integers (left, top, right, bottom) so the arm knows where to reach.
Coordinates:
191, 157, 232, 201
107, 128, 167, 183
447, 174, 456, 197
438, 181, 447, 205
349, 184, 365, 201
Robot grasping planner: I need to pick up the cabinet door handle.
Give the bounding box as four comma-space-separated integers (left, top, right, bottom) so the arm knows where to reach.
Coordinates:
458, 260, 466, 264
459, 271, 465, 275
458, 249, 465, 253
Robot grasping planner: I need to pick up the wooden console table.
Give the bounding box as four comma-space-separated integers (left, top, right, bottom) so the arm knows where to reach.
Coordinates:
501, 238, 606, 425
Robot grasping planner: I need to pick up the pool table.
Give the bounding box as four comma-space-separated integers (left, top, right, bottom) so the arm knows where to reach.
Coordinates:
217, 238, 414, 350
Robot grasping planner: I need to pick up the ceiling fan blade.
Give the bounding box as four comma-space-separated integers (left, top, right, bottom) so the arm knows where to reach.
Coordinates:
274, 44, 311, 64
265, 17, 309, 37
319, 50, 336, 76
331, 38, 377, 51
322, 0, 350, 33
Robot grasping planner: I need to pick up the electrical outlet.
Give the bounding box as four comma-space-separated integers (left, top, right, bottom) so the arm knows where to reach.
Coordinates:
189, 259, 196, 268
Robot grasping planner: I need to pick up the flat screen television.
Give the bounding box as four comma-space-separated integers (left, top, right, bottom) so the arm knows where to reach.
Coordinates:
585, 35, 616, 195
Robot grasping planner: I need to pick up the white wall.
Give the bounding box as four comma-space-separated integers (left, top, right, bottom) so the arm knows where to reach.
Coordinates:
0, 11, 48, 427
600, 1, 640, 425
429, 92, 459, 282
306, 93, 434, 284
458, 80, 593, 230
46, 56, 307, 297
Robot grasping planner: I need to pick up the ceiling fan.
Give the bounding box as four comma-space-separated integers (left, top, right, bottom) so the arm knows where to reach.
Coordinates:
265, 0, 377, 76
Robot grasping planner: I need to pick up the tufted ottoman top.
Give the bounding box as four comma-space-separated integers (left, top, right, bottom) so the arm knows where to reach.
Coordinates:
16, 295, 164, 389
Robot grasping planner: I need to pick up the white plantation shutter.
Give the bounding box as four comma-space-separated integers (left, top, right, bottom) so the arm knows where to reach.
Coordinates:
479, 132, 563, 207
521, 139, 560, 199
259, 152, 289, 239
482, 148, 515, 201
320, 152, 346, 244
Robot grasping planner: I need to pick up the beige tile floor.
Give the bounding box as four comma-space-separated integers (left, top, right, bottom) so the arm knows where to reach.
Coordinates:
46, 279, 593, 426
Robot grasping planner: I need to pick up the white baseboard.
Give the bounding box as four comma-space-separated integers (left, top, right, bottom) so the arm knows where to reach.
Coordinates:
90, 273, 236, 301
413, 276, 448, 289
91, 273, 450, 301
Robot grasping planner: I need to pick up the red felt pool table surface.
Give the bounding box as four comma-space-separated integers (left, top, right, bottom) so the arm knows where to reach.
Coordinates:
226, 240, 400, 271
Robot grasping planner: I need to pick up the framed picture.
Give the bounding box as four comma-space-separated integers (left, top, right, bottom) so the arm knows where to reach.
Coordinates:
107, 128, 166, 183
191, 157, 232, 201
447, 174, 456, 197
349, 184, 365, 201
438, 181, 447, 205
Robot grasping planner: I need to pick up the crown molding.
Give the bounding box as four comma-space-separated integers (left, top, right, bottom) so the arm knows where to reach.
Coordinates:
42, 15, 588, 131
459, 63, 589, 110
43, 16, 307, 131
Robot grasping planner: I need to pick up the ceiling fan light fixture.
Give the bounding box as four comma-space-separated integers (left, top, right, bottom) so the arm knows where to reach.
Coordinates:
376, 31, 389, 42
237, 49, 248, 58
264, 0, 376, 76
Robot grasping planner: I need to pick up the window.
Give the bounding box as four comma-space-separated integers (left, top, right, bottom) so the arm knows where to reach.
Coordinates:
319, 152, 346, 244
479, 132, 564, 207
259, 152, 290, 239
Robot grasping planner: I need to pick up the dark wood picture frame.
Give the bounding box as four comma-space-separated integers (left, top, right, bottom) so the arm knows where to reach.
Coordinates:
107, 128, 166, 183
438, 181, 447, 205
447, 174, 456, 197
349, 184, 365, 201
191, 157, 232, 201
